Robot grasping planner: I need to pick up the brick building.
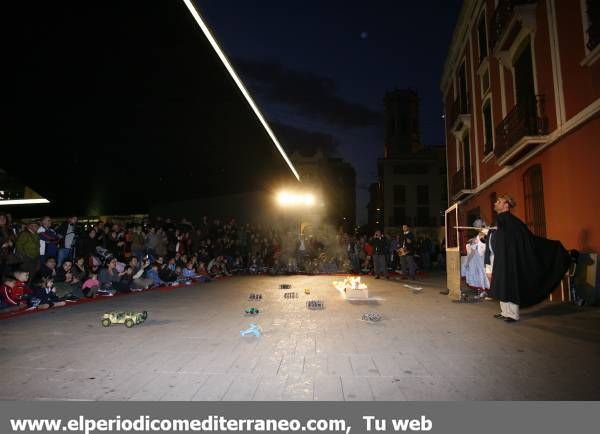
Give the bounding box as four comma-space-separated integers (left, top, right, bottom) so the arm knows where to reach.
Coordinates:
441, 0, 600, 300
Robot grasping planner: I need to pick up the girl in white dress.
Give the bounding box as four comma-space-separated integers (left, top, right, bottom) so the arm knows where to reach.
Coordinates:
461, 232, 490, 295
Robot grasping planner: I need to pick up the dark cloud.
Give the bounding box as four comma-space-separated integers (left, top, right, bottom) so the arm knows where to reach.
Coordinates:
271, 121, 339, 157
234, 57, 382, 128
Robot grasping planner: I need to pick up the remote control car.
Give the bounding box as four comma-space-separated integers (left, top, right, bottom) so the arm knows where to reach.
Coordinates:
245, 307, 260, 315
101, 311, 148, 328
306, 300, 325, 310
279, 284, 292, 289
240, 323, 262, 337
361, 312, 383, 322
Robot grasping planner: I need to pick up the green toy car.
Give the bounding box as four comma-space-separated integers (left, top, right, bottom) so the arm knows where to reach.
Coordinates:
101, 311, 148, 328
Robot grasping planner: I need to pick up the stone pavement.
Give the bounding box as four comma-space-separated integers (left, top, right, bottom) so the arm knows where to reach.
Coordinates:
1, 274, 599, 401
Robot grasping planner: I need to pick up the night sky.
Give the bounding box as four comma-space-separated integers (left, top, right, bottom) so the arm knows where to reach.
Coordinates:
199, 0, 463, 223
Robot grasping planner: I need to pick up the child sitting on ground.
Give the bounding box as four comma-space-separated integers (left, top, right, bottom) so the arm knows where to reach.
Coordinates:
0, 276, 28, 312
33, 277, 66, 309
81, 272, 100, 298
145, 262, 163, 287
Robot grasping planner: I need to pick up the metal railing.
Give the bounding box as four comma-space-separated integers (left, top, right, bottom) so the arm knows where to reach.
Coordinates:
494, 94, 548, 160
450, 166, 473, 197
489, 0, 537, 49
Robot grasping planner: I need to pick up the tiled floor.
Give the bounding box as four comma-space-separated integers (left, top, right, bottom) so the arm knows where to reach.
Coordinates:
1, 274, 599, 400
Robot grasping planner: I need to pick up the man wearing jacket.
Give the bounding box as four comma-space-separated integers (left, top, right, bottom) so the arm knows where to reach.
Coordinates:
56, 216, 79, 266
15, 222, 40, 278
369, 230, 389, 279
399, 224, 417, 280
37, 216, 60, 264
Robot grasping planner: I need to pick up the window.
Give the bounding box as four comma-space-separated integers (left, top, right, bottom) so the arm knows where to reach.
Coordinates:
584, 0, 599, 51
483, 100, 494, 155
393, 185, 406, 205
458, 61, 469, 113
523, 164, 547, 237
393, 165, 428, 174
417, 185, 429, 205
392, 207, 406, 226
478, 12, 488, 61
417, 207, 430, 226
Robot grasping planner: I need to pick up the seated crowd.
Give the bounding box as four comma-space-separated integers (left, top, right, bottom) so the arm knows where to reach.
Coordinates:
0, 212, 444, 314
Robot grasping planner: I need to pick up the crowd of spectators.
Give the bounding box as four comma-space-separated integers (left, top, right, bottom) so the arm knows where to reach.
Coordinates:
0, 212, 445, 313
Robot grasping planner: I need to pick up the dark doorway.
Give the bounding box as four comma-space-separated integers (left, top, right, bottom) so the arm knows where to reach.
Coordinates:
523, 164, 547, 237
514, 38, 537, 132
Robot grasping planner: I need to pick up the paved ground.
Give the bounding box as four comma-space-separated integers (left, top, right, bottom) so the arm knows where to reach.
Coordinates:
1, 274, 599, 401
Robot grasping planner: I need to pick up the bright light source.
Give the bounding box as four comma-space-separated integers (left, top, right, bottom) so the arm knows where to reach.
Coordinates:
0, 198, 50, 206
181, 0, 299, 181
277, 191, 317, 207
303, 194, 315, 206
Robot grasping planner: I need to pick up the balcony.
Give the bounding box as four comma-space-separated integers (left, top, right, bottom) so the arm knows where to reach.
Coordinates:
447, 96, 471, 134
489, 0, 537, 51
450, 166, 474, 200
494, 95, 548, 165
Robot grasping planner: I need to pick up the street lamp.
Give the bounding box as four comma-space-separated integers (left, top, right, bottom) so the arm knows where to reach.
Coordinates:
276, 191, 316, 207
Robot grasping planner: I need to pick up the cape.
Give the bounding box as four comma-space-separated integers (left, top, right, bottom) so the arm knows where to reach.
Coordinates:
488, 211, 570, 308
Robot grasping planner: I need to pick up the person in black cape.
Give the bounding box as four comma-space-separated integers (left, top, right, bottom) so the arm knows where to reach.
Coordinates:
485, 194, 570, 323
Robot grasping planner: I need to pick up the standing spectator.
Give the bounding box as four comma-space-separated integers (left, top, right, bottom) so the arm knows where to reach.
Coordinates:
37, 216, 60, 263
420, 236, 433, 271
399, 224, 417, 280
76, 228, 98, 261
15, 221, 40, 279
56, 216, 79, 266
130, 226, 145, 260
145, 226, 159, 257
347, 235, 361, 274
369, 230, 389, 279
0, 213, 15, 278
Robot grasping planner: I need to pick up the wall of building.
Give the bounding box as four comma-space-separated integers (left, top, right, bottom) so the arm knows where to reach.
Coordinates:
459, 117, 600, 253
380, 153, 446, 236
441, 0, 600, 300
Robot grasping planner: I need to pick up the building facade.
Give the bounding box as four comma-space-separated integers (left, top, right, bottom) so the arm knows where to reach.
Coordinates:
378, 148, 447, 237
441, 0, 600, 300
372, 90, 447, 237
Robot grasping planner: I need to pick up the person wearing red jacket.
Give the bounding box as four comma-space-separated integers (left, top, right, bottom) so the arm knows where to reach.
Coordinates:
0, 273, 31, 309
